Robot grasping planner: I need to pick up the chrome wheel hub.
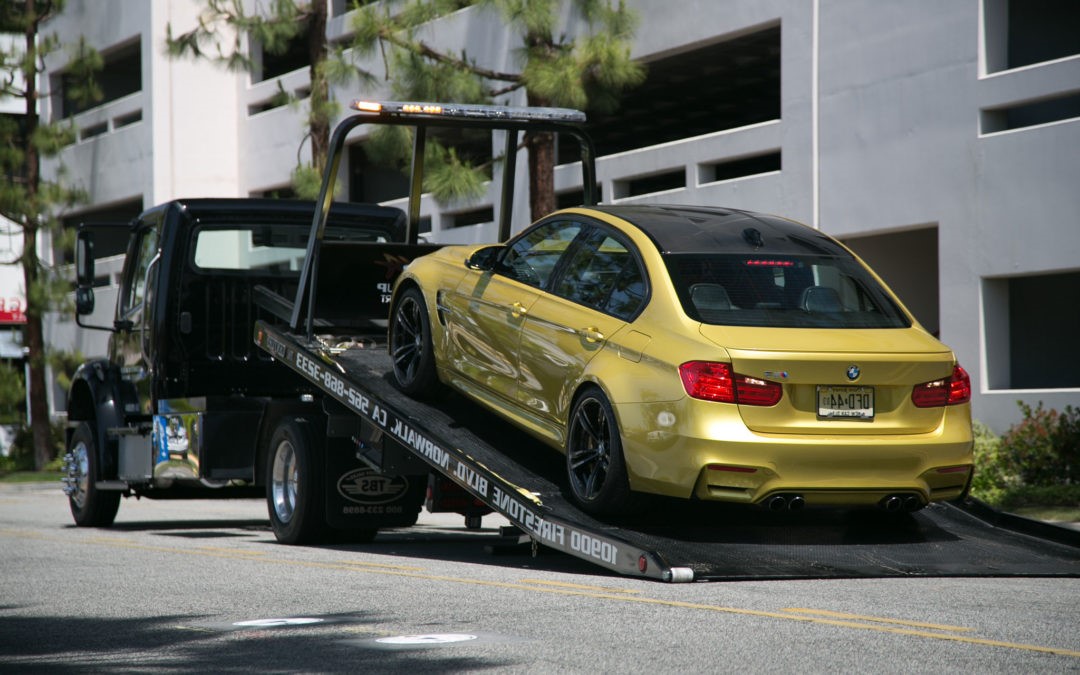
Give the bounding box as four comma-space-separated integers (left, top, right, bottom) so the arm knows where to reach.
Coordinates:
271, 440, 299, 524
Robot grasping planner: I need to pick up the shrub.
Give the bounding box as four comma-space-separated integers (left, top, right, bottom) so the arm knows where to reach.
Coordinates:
999, 402, 1080, 487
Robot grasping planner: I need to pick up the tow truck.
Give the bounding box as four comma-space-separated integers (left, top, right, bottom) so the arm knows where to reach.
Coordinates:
68, 100, 1080, 581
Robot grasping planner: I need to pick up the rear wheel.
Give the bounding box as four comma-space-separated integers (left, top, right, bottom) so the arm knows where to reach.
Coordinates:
65, 422, 121, 527
390, 287, 439, 397
267, 418, 326, 545
566, 387, 633, 516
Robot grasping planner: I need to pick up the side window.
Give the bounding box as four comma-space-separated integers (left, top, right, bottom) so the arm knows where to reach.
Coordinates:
118, 226, 160, 319
554, 229, 647, 320
497, 220, 582, 289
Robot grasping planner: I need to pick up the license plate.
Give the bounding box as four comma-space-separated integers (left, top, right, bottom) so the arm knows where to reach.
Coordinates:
817, 385, 874, 420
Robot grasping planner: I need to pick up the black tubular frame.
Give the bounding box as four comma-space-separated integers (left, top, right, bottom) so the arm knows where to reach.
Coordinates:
289, 102, 598, 341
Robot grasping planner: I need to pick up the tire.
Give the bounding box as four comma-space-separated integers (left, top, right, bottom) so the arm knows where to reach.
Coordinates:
565, 387, 634, 516
65, 422, 121, 527
266, 417, 327, 545
390, 286, 439, 397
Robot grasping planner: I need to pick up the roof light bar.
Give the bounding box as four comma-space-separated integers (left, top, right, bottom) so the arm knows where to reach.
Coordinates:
350, 100, 586, 124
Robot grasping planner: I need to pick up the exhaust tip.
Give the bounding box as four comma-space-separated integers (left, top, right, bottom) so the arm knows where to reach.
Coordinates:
903, 495, 923, 512
787, 495, 805, 511
767, 495, 787, 511
880, 495, 903, 512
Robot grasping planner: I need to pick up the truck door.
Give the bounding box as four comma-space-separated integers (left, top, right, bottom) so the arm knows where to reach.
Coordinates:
108, 218, 162, 416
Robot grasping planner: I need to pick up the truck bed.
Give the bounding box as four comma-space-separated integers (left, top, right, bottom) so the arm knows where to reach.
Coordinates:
255, 320, 1080, 581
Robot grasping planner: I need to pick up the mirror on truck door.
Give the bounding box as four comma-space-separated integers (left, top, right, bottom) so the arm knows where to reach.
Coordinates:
75, 231, 94, 315
73, 228, 117, 332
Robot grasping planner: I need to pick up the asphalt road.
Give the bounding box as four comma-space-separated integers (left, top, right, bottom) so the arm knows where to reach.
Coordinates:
2, 482, 1079, 673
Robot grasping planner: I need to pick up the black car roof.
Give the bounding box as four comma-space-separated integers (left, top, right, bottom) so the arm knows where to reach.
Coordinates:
588, 204, 850, 257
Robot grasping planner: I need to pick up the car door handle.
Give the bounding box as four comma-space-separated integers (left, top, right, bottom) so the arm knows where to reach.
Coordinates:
510, 301, 528, 318
582, 327, 605, 343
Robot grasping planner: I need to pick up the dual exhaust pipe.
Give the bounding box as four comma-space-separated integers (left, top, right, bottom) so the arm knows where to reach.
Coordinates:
762, 493, 924, 513
879, 493, 924, 513
766, 493, 805, 512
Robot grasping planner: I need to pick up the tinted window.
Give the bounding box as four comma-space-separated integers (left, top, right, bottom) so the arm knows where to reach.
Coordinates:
497, 220, 582, 288
553, 229, 646, 320
665, 254, 910, 328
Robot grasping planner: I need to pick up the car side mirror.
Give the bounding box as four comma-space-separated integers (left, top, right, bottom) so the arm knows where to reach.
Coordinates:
465, 245, 503, 272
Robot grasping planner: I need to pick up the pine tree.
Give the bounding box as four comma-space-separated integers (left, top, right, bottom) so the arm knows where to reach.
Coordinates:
0, 0, 99, 469
351, 0, 644, 219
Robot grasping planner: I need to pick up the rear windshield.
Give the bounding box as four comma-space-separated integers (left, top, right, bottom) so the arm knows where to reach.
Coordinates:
665, 253, 911, 328
191, 223, 393, 274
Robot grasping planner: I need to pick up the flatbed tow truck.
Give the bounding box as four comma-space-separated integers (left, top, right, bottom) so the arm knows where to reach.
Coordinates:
245, 100, 1080, 582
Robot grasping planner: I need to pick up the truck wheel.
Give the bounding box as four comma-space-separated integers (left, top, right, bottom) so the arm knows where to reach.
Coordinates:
566, 387, 633, 517
390, 287, 439, 396
65, 422, 121, 527
267, 418, 326, 545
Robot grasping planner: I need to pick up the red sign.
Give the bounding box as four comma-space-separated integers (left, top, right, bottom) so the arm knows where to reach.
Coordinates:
0, 296, 26, 324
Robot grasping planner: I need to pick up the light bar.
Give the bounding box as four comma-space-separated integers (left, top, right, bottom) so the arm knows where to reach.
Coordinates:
349, 99, 586, 124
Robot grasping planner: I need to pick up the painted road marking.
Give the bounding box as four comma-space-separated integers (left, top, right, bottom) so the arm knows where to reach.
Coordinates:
5, 527, 1079, 659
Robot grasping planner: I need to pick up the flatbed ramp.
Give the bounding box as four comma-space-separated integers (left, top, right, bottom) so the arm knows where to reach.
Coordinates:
255, 322, 1080, 582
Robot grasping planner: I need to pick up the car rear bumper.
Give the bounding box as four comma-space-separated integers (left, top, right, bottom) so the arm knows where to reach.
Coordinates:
615, 398, 973, 507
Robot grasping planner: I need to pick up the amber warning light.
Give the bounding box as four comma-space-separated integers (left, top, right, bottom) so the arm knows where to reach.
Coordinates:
349, 100, 586, 123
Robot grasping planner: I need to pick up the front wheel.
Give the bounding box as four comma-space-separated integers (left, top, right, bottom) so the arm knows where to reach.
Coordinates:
65, 422, 121, 527
267, 418, 326, 545
565, 387, 634, 516
390, 287, 439, 397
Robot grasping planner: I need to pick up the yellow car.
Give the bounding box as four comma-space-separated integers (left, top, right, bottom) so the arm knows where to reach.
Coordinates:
389, 205, 973, 516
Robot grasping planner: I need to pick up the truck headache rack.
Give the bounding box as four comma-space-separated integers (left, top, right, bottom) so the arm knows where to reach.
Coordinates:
290, 99, 598, 342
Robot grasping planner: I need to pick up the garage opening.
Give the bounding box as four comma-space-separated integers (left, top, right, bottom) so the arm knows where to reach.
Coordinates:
839, 226, 939, 337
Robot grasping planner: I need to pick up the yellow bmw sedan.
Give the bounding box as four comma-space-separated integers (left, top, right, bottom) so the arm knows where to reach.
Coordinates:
389, 205, 974, 516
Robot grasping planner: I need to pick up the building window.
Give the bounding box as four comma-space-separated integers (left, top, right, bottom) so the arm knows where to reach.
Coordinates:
983, 271, 1080, 389
255, 24, 311, 82
559, 24, 781, 161
56, 39, 141, 118
983, 0, 1080, 74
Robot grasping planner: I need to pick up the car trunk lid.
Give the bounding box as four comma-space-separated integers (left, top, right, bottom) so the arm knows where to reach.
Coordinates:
699, 325, 955, 435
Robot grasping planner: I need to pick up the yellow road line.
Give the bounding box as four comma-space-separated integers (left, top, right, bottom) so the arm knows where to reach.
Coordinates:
336, 560, 424, 572
517, 579, 641, 594
780, 607, 973, 632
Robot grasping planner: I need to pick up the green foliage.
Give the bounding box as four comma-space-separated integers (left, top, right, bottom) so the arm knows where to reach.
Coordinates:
0, 363, 25, 425
970, 403, 1080, 508
1000, 402, 1080, 486
2, 419, 66, 472
350, 0, 644, 213
289, 164, 324, 200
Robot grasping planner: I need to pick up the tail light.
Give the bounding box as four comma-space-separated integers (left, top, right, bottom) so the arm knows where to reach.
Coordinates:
679, 361, 783, 406
912, 365, 971, 408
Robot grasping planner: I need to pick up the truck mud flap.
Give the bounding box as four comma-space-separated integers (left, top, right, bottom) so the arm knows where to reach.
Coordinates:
324, 440, 425, 530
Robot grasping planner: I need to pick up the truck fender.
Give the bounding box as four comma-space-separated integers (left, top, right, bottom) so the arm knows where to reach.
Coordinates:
66, 359, 139, 481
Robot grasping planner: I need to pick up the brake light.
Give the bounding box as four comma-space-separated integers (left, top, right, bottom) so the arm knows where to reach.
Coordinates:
912, 365, 971, 408
679, 361, 783, 406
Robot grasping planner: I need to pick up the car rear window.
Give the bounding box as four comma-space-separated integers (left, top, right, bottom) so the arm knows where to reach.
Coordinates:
665, 253, 911, 328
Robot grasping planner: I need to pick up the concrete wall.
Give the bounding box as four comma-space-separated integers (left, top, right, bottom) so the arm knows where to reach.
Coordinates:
33, 0, 1080, 430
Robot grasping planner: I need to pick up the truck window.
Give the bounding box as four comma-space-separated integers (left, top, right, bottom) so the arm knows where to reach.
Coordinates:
119, 225, 161, 320
191, 223, 393, 274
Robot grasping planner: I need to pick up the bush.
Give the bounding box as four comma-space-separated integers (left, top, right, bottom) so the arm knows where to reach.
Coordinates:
999, 402, 1080, 486
971, 402, 1080, 508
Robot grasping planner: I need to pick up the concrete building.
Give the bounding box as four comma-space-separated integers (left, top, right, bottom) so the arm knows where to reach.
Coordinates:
35, 0, 1080, 430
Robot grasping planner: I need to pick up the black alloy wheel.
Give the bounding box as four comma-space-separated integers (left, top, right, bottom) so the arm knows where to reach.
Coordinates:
566, 387, 633, 516
390, 287, 439, 397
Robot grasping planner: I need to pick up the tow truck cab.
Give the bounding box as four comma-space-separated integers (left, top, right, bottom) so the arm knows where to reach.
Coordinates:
63, 198, 427, 534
